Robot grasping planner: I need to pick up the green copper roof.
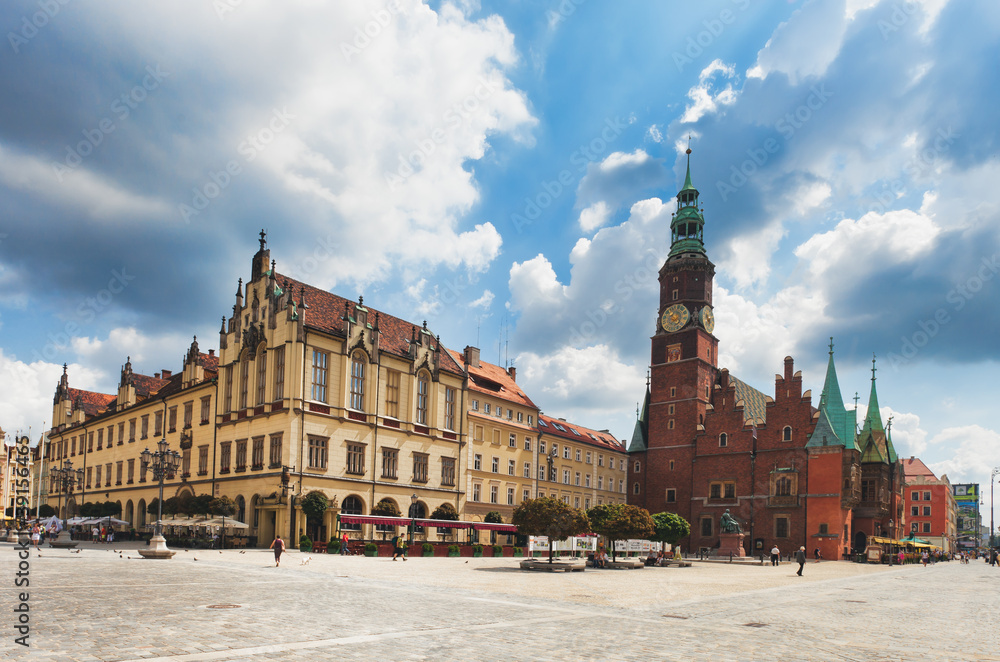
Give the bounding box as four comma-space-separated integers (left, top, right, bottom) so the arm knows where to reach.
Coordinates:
627, 384, 650, 453
805, 407, 842, 448
669, 148, 706, 258
857, 355, 897, 464
859, 436, 886, 464
808, 339, 856, 450
861, 355, 885, 437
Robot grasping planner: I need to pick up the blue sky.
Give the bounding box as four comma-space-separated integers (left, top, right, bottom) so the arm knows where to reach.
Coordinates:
2, 0, 998, 520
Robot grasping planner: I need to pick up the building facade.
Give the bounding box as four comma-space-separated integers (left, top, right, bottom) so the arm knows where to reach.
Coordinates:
38, 233, 626, 546
902, 457, 958, 552
628, 150, 904, 560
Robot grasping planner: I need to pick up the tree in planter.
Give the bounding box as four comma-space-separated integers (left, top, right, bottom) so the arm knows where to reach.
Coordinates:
484, 510, 504, 545
586, 503, 655, 562
298, 490, 329, 544
512, 497, 590, 564
371, 498, 402, 541
299, 533, 313, 552
191, 493, 214, 517
430, 502, 459, 541
650, 512, 691, 555
37, 504, 56, 518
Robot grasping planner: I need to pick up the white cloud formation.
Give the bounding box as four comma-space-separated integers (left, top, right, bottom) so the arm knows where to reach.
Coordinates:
680, 59, 738, 124
578, 201, 612, 233
469, 289, 494, 309
749, 0, 847, 85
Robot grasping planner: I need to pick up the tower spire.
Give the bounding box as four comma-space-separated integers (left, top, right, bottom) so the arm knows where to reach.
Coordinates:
669, 143, 705, 257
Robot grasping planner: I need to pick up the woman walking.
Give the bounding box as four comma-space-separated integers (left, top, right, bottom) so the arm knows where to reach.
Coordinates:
270, 535, 286, 567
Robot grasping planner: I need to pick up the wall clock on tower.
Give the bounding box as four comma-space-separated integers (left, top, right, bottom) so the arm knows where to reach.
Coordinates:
699, 306, 715, 334
660, 304, 690, 332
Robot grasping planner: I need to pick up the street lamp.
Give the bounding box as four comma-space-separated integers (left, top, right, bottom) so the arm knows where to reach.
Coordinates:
137, 439, 181, 559
992, 468, 1000, 551
49, 459, 83, 548
408, 493, 418, 548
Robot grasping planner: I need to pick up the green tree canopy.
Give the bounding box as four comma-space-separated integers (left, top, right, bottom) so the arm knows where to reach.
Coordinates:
79, 502, 98, 517
209, 495, 237, 518
191, 494, 214, 516
146, 498, 160, 516
484, 510, 504, 524
299, 490, 329, 524
162, 496, 180, 516
586, 503, 655, 561
431, 502, 459, 520
650, 511, 691, 547
174, 492, 196, 516
98, 501, 121, 517
512, 497, 590, 563
37, 504, 56, 517
372, 498, 402, 517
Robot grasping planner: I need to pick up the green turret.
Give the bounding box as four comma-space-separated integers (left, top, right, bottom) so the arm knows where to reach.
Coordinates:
669, 147, 706, 257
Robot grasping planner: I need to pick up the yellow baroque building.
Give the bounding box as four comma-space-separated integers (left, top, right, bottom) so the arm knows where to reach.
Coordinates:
39, 233, 627, 547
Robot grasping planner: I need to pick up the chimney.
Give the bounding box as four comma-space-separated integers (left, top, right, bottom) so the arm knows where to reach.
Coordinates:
154, 372, 160, 379
507, 366, 516, 382
464, 345, 480, 369
783, 356, 794, 381
161, 370, 172, 379
208, 349, 215, 357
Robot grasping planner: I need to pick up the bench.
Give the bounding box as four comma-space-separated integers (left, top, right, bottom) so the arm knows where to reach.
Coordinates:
312, 542, 327, 553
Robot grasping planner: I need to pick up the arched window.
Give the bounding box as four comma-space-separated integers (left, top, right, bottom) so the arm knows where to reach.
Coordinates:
350, 352, 365, 411
236, 495, 246, 523
633, 460, 641, 473
137, 499, 146, 528
633, 482, 641, 495
409, 500, 427, 533
341, 495, 363, 531
783, 426, 792, 442
719, 433, 728, 447
416, 372, 429, 425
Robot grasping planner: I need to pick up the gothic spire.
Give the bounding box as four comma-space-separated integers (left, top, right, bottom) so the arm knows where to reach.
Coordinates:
669, 144, 706, 258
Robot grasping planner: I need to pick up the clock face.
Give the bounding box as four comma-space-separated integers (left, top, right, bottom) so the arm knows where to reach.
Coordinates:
660, 304, 690, 332
700, 306, 715, 334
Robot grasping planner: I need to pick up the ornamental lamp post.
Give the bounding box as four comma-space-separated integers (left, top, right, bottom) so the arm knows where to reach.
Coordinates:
137, 439, 181, 559
48, 459, 83, 548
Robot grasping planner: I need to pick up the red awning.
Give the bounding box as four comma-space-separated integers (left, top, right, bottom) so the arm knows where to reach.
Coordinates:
339, 515, 409, 526
415, 519, 473, 529
472, 522, 518, 533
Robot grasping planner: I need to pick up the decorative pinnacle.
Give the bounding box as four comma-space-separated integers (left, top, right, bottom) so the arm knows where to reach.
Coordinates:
871, 353, 877, 381
829, 337, 834, 356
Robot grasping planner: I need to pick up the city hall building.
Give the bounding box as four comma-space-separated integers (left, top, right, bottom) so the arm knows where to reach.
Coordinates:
627, 151, 904, 560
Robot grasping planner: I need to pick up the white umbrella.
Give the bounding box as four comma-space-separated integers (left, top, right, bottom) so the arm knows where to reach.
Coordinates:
198, 517, 249, 529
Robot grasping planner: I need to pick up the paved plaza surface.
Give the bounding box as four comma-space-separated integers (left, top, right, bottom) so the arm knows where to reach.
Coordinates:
4, 541, 1000, 661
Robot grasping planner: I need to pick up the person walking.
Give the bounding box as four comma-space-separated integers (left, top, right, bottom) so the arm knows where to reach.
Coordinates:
795, 546, 806, 576
30, 524, 41, 549
921, 550, 930, 567
340, 531, 349, 556
270, 535, 286, 567
770, 545, 780, 566
391, 533, 407, 561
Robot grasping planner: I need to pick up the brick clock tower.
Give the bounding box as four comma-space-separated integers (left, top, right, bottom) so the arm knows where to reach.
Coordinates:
630, 148, 718, 521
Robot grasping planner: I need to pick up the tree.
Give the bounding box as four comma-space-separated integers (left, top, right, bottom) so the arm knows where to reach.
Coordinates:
162, 496, 180, 516
299, 490, 329, 541
192, 494, 214, 516
37, 504, 56, 518
431, 503, 458, 520
174, 492, 196, 516
651, 512, 691, 551
209, 495, 236, 518
79, 502, 98, 517
371, 498, 402, 541
146, 498, 160, 516
587, 503, 655, 561
98, 501, 121, 517
484, 511, 504, 523
512, 497, 590, 563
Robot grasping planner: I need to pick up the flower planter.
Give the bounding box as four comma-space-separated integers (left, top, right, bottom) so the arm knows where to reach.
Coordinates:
448, 551, 460, 557
423, 551, 434, 557
473, 551, 483, 557
513, 551, 523, 557
364, 550, 377, 557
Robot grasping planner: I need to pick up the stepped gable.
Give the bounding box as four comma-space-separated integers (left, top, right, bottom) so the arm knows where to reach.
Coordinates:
538, 413, 624, 453
727, 374, 768, 424
66, 388, 116, 417
447, 349, 537, 409
275, 272, 465, 376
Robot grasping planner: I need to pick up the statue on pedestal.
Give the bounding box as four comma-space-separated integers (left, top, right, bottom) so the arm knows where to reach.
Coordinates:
720, 509, 742, 534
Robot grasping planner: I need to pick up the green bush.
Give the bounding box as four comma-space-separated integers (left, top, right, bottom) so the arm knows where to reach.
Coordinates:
422, 542, 433, 553
472, 544, 483, 554
492, 545, 503, 556
513, 546, 523, 555
364, 542, 377, 553
328, 539, 341, 554
447, 544, 459, 554
299, 534, 312, 552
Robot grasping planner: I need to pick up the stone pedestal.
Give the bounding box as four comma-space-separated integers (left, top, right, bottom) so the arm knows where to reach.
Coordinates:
137, 534, 177, 559
48, 529, 79, 549
718, 532, 746, 558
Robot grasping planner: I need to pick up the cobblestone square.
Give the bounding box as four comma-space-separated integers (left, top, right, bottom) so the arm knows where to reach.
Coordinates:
4, 542, 1000, 661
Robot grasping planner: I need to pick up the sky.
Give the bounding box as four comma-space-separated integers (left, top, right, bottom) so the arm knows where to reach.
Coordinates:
1, 0, 998, 524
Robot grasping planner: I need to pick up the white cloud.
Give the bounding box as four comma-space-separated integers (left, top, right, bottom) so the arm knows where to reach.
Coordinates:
680, 59, 738, 124
717, 221, 787, 290
578, 201, 612, 233
646, 124, 663, 143
749, 1, 848, 85
575, 149, 668, 212
469, 289, 494, 309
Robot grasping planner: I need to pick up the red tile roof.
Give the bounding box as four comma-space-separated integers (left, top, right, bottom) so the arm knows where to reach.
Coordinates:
198, 352, 219, 373
274, 272, 464, 376
67, 388, 117, 417
902, 457, 937, 480
446, 349, 538, 410
538, 413, 625, 453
